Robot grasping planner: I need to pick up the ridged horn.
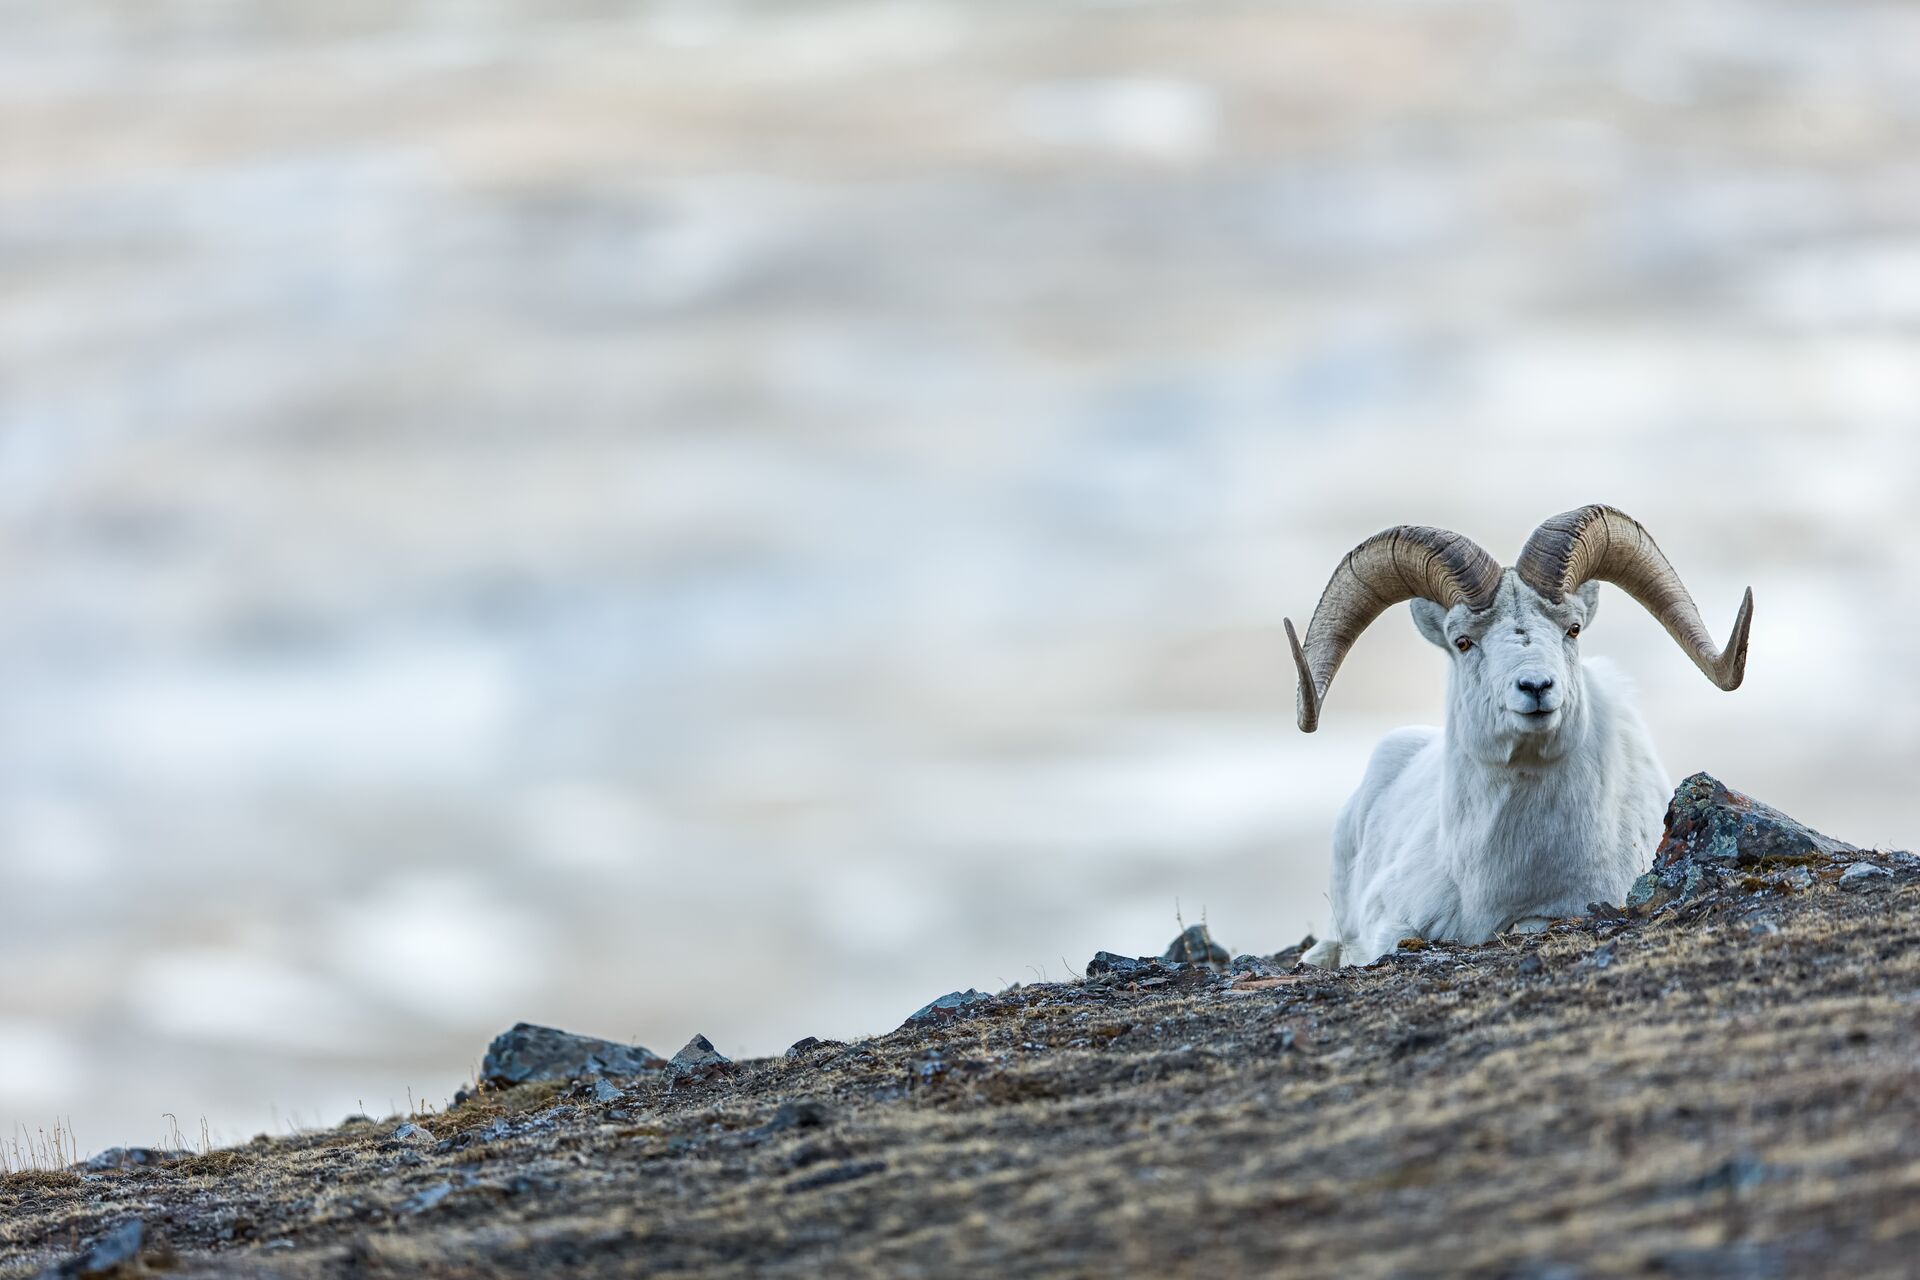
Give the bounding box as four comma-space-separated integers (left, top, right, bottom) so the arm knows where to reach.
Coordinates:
1285, 526, 1501, 732
1515, 504, 1752, 691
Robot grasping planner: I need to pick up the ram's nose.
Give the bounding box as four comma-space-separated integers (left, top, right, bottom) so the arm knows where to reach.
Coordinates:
1512, 675, 1561, 717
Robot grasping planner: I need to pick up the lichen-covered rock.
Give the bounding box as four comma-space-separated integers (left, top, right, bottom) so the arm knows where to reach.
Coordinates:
1628, 773, 1860, 915
480, 1023, 665, 1089
1657, 773, 1857, 869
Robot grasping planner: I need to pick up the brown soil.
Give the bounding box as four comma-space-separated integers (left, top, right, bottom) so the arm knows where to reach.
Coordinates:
6, 852, 1919, 1278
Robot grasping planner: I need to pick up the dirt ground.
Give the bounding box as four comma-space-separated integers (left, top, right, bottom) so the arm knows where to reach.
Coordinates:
7, 809, 1919, 1279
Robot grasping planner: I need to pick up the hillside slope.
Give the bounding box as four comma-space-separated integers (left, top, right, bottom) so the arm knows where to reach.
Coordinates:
5, 776, 1918, 1278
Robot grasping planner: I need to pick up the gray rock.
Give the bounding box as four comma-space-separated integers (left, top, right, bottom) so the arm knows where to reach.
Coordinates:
901, 989, 994, 1029
390, 1122, 434, 1145
1163, 924, 1230, 966
586, 1077, 623, 1104
785, 1036, 844, 1060
75, 1148, 186, 1173
1229, 954, 1281, 978
480, 1022, 666, 1089
1840, 862, 1893, 891
669, 1034, 734, 1079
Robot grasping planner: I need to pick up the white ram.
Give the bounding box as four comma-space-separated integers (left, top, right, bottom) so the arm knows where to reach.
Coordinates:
1287, 505, 1752, 967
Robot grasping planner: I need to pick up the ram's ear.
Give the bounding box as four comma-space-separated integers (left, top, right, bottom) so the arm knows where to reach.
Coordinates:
1410, 599, 1452, 650
1577, 580, 1600, 625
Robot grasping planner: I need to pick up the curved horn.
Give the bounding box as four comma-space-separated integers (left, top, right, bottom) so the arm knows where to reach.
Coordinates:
1515, 504, 1752, 691
1285, 526, 1501, 732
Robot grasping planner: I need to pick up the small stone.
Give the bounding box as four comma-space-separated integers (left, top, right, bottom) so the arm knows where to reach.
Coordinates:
1268, 934, 1319, 967
398, 1182, 454, 1216
785, 1036, 845, 1060
587, 1077, 623, 1104
901, 989, 994, 1029
390, 1123, 434, 1145
1517, 954, 1545, 977
669, 1034, 734, 1079
1584, 943, 1616, 970
1085, 952, 1158, 981
1840, 863, 1892, 891
1163, 924, 1230, 967
1229, 955, 1281, 978
435, 1118, 511, 1154
480, 1023, 666, 1089
1686, 1152, 1770, 1195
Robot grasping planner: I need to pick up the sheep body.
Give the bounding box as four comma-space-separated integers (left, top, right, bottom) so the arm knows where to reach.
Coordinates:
1303, 571, 1669, 967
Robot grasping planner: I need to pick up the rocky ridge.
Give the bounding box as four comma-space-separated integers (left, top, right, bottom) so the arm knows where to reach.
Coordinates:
4, 775, 1917, 1278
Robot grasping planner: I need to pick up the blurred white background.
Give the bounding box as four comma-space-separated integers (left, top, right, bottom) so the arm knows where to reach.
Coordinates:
2, 0, 1917, 1153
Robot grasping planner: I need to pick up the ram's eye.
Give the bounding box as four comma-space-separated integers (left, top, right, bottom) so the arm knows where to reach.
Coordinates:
1453, 636, 1473, 653
1566, 623, 1582, 639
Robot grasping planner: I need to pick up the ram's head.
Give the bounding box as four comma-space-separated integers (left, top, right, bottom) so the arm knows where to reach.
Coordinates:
1286, 505, 1753, 741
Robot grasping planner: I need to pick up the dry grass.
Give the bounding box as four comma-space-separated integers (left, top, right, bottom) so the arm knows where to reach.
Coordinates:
1, 1121, 77, 1177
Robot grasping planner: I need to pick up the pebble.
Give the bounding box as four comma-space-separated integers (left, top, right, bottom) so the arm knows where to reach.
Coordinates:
1839, 863, 1892, 891
901, 989, 994, 1029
